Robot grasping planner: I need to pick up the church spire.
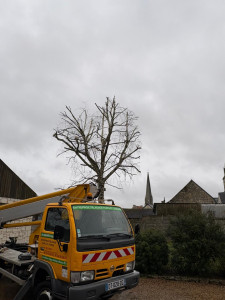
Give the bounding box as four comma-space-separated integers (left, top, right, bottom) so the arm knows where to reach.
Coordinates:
144, 172, 153, 209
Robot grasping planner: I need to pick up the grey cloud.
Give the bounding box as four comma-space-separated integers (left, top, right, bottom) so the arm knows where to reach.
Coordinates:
1, 1, 225, 206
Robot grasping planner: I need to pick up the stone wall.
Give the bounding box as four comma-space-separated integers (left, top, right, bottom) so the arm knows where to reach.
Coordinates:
127, 203, 225, 235
129, 215, 171, 234
201, 204, 225, 219
0, 197, 32, 244
155, 203, 202, 216
129, 214, 225, 235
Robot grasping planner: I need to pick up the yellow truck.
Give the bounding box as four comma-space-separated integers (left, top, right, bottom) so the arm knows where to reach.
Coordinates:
0, 184, 140, 300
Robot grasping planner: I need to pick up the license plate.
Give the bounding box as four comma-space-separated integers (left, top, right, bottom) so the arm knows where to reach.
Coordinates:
105, 279, 126, 291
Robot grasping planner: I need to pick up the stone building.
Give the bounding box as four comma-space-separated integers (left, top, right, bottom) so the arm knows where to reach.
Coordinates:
154, 179, 216, 220
218, 168, 225, 204
168, 179, 216, 204
0, 159, 37, 244
219, 192, 225, 204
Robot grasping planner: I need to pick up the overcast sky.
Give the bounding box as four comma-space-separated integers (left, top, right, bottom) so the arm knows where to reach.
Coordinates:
1, 1, 225, 208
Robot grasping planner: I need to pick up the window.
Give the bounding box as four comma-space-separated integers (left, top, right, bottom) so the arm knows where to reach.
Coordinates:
73, 205, 132, 237
45, 207, 70, 242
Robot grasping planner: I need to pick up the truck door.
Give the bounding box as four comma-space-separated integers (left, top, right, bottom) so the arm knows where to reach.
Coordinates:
39, 207, 71, 282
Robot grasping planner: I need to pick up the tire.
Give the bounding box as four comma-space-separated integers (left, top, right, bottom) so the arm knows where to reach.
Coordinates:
34, 280, 54, 300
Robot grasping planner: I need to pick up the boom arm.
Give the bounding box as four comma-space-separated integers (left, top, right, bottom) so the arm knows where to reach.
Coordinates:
0, 184, 97, 227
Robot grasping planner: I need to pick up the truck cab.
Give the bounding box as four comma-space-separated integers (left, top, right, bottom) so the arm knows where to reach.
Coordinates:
35, 202, 139, 299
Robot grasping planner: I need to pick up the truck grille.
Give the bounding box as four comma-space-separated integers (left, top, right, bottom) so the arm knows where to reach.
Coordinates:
96, 264, 125, 279
113, 264, 125, 277
96, 268, 109, 278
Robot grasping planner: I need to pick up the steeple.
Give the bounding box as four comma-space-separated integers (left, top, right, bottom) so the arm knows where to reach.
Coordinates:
144, 172, 153, 209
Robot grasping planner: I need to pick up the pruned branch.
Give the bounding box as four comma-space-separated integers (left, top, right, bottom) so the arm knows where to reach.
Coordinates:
53, 97, 141, 200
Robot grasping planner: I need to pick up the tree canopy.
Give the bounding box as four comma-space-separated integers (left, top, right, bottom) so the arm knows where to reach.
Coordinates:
53, 97, 141, 200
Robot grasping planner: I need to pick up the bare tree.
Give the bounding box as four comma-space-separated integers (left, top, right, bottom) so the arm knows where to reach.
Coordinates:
53, 97, 141, 202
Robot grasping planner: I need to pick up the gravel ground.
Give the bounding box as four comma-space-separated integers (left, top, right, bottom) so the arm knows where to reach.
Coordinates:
113, 277, 225, 300
1, 276, 225, 300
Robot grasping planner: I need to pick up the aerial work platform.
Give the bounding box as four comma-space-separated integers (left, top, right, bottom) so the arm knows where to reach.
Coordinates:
0, 184, 97, 226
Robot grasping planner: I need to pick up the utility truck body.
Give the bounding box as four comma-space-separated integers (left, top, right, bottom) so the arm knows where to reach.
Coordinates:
0, 184, 139, 300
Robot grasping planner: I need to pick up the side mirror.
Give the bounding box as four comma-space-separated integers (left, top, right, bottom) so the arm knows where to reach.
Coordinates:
134, 224, 140, 235
54, 225, 64, 241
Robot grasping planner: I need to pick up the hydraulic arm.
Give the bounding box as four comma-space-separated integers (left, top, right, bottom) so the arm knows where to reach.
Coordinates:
0, 184, 97, 227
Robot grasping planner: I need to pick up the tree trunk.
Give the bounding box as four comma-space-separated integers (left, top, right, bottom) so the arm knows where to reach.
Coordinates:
98, 183, 105, 203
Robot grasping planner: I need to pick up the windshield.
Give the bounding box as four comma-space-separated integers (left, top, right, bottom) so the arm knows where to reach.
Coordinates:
72, 205, 132, 238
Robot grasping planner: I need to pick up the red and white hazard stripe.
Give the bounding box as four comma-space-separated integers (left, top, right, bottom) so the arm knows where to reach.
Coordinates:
82, 246, 134, 264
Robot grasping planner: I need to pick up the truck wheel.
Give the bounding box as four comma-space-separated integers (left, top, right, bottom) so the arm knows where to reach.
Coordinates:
34, 281, 54, 300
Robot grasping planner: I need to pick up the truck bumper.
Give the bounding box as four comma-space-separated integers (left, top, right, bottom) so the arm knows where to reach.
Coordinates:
68, 270, 140, 300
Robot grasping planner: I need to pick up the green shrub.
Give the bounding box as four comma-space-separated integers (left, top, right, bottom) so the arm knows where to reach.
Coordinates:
168, 210, 225, 276
135, 230, 169, 274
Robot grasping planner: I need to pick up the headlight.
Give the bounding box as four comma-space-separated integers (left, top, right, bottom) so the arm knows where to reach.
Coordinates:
71, 271, 95, 283
125, 261, 135, 272
70, 272, 80, 283
80, 270, 95, 281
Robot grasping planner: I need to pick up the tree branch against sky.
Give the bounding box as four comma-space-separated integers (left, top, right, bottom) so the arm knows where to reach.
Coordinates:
53, 97, 141, 201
